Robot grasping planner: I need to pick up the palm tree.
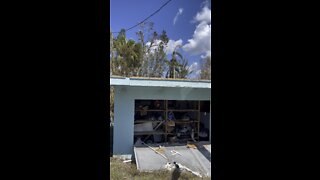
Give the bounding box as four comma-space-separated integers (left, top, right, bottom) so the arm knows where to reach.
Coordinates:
111, 29, 143, 77
199, 56, 211, 80
166, 45, 193, 79
166, 45, 183, 78
178, 58, 193, 79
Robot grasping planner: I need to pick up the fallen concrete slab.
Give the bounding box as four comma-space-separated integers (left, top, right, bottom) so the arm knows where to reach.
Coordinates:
134, 146, 168, 171
134, 142, 211, 177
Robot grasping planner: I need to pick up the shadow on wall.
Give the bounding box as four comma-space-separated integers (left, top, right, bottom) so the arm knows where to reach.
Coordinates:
110, 123, 113, 157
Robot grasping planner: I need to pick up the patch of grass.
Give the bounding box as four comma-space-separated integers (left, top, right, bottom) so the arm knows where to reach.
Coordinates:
110, 157, 210, 180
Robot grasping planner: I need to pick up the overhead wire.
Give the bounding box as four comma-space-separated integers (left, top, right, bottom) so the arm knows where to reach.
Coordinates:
111, 0, 173, 34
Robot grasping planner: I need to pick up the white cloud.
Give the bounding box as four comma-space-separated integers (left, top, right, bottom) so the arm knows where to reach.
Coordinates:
183, 5, 211, 58
173, 8, 184, 25
145, 39, 183, 56
183, 21, 211, 57
194, 6, 211, 24
166, 39, 183, 54
201, 0, 211, 9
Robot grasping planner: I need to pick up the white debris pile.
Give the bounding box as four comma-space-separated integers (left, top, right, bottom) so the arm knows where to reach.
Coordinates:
164, 162, 175, 171
164, 162, 203, 178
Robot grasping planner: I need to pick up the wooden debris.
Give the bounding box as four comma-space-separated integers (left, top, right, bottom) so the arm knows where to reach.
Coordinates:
143, 120, 166, 141
142, 142, 168, 160
155, 146, 165, 154
171, 150, 182, 156
186, 143, 197, 149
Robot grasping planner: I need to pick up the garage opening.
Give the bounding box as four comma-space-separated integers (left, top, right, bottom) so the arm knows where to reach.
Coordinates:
134, 100, 210, 144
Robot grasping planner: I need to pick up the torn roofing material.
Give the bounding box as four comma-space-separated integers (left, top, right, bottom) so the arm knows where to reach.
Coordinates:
110, 76, 211, 89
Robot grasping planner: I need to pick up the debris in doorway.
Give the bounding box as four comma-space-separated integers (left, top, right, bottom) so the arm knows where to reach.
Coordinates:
191, 129, 197, 142
143, 119, 166, 142
140, 105, 149, 116
135, 137, 143, 146
123, 159, 132, 163
169, 136, 177, 143
179, 124, 191, 133
146, 140, 153, 144
153, 119, 166, 130
166, 120, 175, 133
186, 143, 197, 149
182, 114, 191, 121
134, 122, 153, 132
153, 100, 161, 109
168, 111, 175, 120
199, 123, 209, 140
153, 134, 162, 143
175, 124, 193, 142
199, 131, 208, 138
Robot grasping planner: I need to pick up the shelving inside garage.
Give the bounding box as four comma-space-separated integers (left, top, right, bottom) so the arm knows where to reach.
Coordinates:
134, 99, 209, 144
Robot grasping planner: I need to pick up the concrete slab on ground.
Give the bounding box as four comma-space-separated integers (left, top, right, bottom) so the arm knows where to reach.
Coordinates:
134, 142, 211, 177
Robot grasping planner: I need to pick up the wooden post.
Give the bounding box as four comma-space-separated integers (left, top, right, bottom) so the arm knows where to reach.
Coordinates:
165, 100, 168, 142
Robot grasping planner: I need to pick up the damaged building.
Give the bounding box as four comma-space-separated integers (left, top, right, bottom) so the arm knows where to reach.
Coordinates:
110, 76, 212, 177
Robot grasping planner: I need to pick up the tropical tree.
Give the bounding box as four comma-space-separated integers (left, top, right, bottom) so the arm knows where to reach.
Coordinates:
111, 29, 143, 77
110, 25, 195, 121
136, 23, 169, 77
166, 45, 192, 79
177, 57, 193, 79
110, 29, 144, 120
199, 56, 211, 80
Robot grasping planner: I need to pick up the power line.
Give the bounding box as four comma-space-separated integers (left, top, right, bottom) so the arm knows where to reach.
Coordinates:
111, 0, 173, 34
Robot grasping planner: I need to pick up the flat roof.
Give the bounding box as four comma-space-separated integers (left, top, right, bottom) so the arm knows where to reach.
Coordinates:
110, 76, 211, 89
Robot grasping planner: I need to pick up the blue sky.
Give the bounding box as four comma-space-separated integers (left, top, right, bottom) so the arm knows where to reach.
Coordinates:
110, 0, 211, 78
